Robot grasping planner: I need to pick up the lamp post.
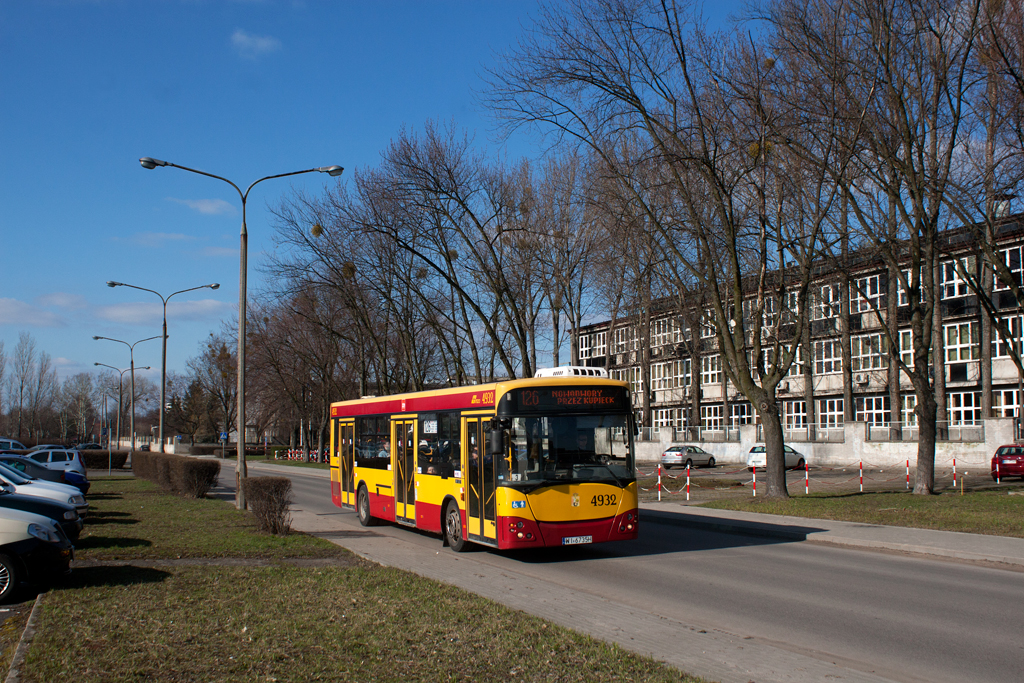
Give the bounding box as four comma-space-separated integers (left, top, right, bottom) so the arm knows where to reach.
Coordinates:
94, 336, 159, 452
106, 281, 220, 453
139, 156, 343, 509
95, 363, 149, 470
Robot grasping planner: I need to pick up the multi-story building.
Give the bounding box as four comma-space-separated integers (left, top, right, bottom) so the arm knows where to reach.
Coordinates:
575, 215, 1024, 445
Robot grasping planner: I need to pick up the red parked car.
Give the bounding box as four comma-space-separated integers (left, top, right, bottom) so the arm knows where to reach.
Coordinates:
991, 445, 1024, 480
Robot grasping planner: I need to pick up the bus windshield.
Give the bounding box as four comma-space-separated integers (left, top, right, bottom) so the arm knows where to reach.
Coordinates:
498, 414, 635, 488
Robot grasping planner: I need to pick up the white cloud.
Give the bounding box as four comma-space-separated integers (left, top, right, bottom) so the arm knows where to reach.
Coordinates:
96, 302, 162, 326
97, 299, 231, 326
0, 298, 65, 327
168, 198, 237, 215
126, 232, 199, 248
231, 29, 282, 60
202, 246, 238, 258
37, 292, 89, 310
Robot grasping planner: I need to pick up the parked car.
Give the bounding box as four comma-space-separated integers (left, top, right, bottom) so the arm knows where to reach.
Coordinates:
27, 444, 66, 452
74, 443, 103, 451
27, 449, 87, 476
0, 488, 81, 544
0, 464, 87, 513
747, 445, 806, 470
0, 455, 90, 496
991, 445, 1024, 481
0, 507, 73, 602
0, 439, 26, 451
661, 445, 716, 469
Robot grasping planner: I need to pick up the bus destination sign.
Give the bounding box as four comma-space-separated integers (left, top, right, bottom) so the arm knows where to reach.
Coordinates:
502, 386, 629, 414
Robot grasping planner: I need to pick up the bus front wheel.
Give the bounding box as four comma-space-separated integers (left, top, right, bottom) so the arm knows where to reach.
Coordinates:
357, 486, 376, 527
445, 501, 467, 552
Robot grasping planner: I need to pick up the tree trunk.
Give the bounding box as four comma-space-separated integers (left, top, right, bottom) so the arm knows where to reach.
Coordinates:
759, 397, 789, 499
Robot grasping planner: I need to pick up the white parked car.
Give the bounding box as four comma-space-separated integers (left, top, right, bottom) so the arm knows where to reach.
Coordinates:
27, 449, 87, 476
0, 464, 87, 513
746, 445, 806, 471
0, 438, 26, 451
0, 507, 73, 602
661, 444, 716, 469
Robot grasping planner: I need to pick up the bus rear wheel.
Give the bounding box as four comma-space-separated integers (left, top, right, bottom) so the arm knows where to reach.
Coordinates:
445, 501, 467, 552
357, 486, 376, 527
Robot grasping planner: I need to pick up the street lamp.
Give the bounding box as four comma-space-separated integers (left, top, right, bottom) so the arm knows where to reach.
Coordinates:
93, 335, 160, 452
95, 363, 149, 471
106, 281, 220, 453
140, 156, 343, 509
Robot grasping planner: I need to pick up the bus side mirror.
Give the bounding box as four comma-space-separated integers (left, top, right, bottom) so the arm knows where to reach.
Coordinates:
488, 429, 503, 456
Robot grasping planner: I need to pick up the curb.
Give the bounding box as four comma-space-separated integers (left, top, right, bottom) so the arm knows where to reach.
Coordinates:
4, 593, 43, 683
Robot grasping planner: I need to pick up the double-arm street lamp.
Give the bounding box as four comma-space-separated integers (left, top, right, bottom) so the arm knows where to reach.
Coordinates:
93, 335, 160, 452
106, 281, 220, 453
139, 157, 343, 509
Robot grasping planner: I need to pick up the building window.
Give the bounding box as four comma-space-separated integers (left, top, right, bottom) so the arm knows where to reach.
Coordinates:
995, 246, 1023, 291
701, 354, 722, 386
701, 404, 723, 430
945, 321, 979, 363
901, 394, 917, 427
818, 398, 844, 428
814, 340, 843, 374
652, 318, 673, 348
851, 333, 888, 371
855, 395, 890, 425
593, 331, 607, 357
731, 402, 754, 425
899, 330, 914, 368
579, 334, 591, 360
993, 316, 1024, 359
813, 284, 841, 320
784, 400, 807, 429
947, 391, 981, 425
940, 257, 974, 299
851, 274, 885, 313
653, 408, 683, 429
993, 389, 1019, 418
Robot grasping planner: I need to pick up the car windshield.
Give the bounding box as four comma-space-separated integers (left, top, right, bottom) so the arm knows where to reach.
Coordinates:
498, 414, 635, 488
0, 463, 30, 484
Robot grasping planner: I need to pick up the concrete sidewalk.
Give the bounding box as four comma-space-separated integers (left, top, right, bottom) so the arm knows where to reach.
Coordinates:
246, 460, 1024, 569
641, 500, 1024, 569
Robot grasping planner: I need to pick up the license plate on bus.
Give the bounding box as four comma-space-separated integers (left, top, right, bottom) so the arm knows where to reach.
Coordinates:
562, 535, 593, 545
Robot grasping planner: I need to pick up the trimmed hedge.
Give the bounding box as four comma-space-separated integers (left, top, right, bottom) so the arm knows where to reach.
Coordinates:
132, 452, 221, 498
79, 450, 130, 470
240, 476, 292, 535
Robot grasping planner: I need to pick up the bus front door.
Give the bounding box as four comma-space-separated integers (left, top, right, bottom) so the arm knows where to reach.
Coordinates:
464, 417, 497, 544
393, 419, 416, 525
336, 420, 355, 508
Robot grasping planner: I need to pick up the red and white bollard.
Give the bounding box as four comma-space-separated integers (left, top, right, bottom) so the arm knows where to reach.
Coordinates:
686, 463, 691, 501
752, 466, 757, 498
657, 464, 662, 502
859, 460, 863, 493
804, 461, 809, 495
906, 459, 910, 489
996, 461, 1001, 485
953, 457, 957, 488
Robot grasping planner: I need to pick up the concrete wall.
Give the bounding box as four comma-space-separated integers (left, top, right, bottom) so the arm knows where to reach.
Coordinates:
630, 418, 1013, 469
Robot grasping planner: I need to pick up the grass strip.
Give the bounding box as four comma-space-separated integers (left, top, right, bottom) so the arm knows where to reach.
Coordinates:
27, 565, 694, 683
702, 488, 1024, 537
77, 478, 345, 561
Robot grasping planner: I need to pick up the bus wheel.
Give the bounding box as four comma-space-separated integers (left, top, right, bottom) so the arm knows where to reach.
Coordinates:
357, 486, 376, 527
445, 501, 466, 552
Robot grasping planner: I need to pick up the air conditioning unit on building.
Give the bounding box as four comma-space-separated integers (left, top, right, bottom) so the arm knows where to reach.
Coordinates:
651, 347, 661, 358
855, 373, 870, 384
779, 381, 790, 392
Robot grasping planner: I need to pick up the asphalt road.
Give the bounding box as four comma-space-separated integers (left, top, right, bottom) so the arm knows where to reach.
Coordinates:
225, 463, 1024, 683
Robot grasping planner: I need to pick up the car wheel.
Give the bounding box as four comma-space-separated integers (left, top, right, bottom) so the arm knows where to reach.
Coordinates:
685, 458, 693, 468
796, 458, 805, 469
356, 485, 376, 527
0, 554, 18, 604
707, 457, 715, 468
445, 500, 467, 552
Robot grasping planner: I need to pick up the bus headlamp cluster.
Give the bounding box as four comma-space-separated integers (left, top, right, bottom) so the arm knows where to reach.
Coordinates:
619, 512, 636, 533
508, 520, 534, 540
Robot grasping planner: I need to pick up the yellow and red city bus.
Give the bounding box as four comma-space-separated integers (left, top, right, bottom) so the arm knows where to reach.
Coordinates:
329, 373, 638, 551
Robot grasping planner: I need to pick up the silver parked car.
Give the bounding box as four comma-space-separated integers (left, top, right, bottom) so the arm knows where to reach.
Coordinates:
746, 444, 806, 470
661, 444, 715, 469
27, 449, 87, 477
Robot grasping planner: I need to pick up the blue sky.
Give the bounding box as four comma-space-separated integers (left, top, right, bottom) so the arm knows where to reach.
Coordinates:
0, 0, 739, 386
